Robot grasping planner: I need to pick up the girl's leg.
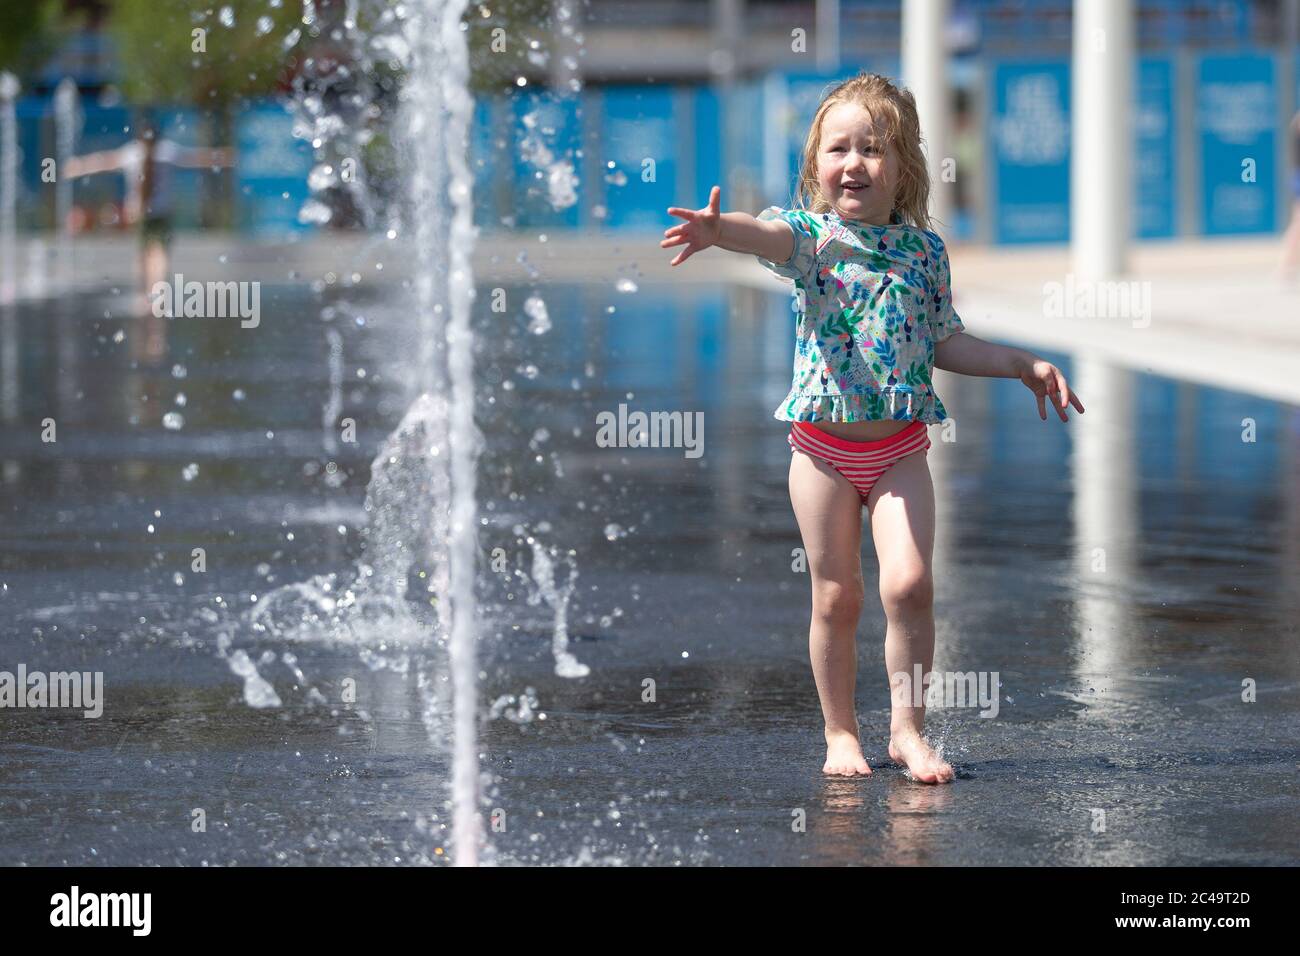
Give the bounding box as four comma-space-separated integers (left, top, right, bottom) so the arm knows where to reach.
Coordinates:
134, 238, 169, 362
788, 448, 871, 776
865, 447, 954, 784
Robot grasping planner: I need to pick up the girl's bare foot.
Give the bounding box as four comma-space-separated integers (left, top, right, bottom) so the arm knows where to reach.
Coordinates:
887, 731, 954, 784
824, 728, 873, 776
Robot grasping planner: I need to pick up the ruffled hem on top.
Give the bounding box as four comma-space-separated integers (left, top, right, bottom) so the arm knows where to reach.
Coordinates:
774, 387, 950, 424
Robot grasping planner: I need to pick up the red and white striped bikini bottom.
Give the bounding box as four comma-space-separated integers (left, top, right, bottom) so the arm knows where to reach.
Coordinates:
787, 419, 931, 503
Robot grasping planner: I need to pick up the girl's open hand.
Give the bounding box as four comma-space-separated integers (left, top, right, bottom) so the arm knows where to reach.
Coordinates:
662, 186, 722, 266
1019, 357, 1085, 422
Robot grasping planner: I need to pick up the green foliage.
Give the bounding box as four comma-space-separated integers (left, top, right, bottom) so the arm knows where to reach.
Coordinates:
107, 0, 302, 107
107, 0, 581, 109
464, 0, 558, 94
0, 0, 65, 77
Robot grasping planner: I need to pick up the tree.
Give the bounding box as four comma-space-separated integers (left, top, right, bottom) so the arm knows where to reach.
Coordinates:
107, 0, 301, 106
0, 0, 64, 77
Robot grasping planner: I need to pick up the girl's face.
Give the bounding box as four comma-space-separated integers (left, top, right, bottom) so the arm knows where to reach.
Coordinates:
815, 101, 898, 224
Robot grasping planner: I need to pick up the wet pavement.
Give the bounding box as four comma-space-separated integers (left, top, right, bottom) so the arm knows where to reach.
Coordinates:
1, 278, 1298, 865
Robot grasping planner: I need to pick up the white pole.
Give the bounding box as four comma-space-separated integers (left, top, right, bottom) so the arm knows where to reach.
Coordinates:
0, 72, 18, 309
902, 0, 952, 229
711, 0, 741, 82
816, 0, 840, 75
549, 0, 582, 94
0, 72, 17, 455
1071, 0, 1132, 280
713, 0, 742, 202
55, 77, 80, 291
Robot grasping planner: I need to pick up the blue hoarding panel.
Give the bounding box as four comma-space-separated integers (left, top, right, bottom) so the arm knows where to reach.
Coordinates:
690, 85, 722, 207
1197, 54, 1276, 235
1136, 56, 1177, 238
235, 102, 313, 236
600, 86, 677, 231
14, 99, 45, 229
989, 60, 1071, 244
471, 95, 502, 229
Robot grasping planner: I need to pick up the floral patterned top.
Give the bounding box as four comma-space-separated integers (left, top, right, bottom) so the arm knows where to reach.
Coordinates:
755, 205, 965, 424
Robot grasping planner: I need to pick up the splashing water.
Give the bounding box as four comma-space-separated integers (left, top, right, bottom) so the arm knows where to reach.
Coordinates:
407, 0, 483, 869
228, 0, 595, 867
520, 537, 590, 679
520, 112, 579, 211
227, 648, 283, 709
248, 393, 451, 646
232, 0, 483, 865
322, 327, 343, 454
523, 294, 551, 335
286, 0, 401, 232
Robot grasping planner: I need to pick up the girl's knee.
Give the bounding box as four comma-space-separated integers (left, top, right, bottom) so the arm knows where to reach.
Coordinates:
811, 578, 865, 626
879, 567, 933, 615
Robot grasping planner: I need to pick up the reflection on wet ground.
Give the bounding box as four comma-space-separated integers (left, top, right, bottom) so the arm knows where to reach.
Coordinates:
1, 281, 1297, 865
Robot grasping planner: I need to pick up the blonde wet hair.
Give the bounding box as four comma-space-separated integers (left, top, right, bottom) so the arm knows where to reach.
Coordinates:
792, 72, 934, 232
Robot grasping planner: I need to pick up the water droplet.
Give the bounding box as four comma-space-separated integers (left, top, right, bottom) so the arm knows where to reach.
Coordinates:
162, 411, 184, 430
228, 650, 282, 709
298, 198, 332, 225
524, 295, 550, 335
308, 163, 337, 191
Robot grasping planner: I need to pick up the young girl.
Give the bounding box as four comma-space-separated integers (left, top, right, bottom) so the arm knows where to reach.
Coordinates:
661, 73, 1084, 783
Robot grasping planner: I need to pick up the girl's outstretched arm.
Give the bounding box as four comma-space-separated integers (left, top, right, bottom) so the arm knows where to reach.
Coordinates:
933, 331, 1028, 378
64, 147, 129, 179
662, 186, 793, 266
935, 332, 1085, 422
